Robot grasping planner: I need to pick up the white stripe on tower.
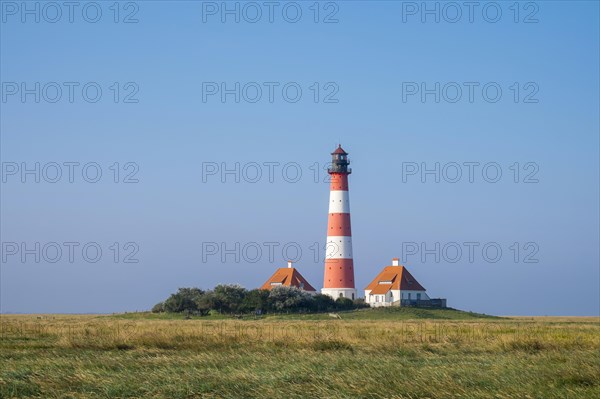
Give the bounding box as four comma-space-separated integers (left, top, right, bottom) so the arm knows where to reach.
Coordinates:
328, 190, 350, 213
325, 236, 353, 259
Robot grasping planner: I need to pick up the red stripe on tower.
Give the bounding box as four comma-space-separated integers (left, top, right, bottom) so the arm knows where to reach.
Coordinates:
322, 145, 357, 300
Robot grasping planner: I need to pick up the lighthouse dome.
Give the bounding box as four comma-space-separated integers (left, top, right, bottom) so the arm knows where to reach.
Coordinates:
332, 144, 348, 155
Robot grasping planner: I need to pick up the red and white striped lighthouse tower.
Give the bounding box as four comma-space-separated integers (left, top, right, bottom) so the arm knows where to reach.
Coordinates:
322, 145, 357, 300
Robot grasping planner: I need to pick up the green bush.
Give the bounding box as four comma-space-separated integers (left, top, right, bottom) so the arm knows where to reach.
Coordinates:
268, 286, 313, 311
155, 285, 367, 315
194, 291, 214, 316
241, 289, 270, 313
151, 302, 164, 313
163, 288, 205, 313
335, 297, 354, 310
310, 294, 336, 312
352, 298, 370, 309
212, 284, 247, 314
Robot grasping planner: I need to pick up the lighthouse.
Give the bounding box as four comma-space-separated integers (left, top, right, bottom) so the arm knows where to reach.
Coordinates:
321, 145, 357, 300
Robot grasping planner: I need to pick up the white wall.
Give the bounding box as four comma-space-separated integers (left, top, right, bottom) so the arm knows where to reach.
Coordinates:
364, 289, 429, 307
322, 288, 357, 300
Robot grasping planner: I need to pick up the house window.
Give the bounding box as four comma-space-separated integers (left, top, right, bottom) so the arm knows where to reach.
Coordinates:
417, 293, 421, 300
352, 293, 355, 300
408, 293, 412, 300
375, 296, 379, 303
339, 293, 343, 298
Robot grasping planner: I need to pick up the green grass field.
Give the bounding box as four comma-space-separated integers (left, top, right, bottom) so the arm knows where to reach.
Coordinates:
1, 309, 599, 398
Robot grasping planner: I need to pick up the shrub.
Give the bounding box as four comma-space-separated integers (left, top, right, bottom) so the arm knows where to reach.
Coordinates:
163, 288, 205, 313
241, 289, 271, 313
155, 285, 367, 315
310, 294, 336, 312
151, 302, 164, 313
194, 291, 214, 316
268, 286, 313, 311
212, 284, 247, 314
352, 298, 370, 309
334, 297, 354, 310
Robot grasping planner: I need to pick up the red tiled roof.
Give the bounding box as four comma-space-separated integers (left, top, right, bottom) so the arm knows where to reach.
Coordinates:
332, 145, 347, 155
365, 265, 426, 292
260, 268, 316, 291
369, 284, 393, 295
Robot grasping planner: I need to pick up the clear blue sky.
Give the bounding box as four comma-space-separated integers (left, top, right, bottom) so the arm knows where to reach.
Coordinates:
1, 1, 598, 315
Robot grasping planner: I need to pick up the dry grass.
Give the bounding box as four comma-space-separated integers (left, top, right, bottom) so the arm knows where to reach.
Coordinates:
1, 314, 599, 398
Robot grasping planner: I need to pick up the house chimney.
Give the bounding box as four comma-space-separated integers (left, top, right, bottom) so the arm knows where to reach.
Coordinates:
287, 260, 292, 268
392, 258, 399, 266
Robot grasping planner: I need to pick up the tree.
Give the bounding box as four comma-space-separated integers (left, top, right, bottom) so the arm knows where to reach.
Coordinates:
163, 288, 205, 313
151, 302, 165, 313
334, 297, 354, 311
241, 289, 271, 313
154, 285, 367, 315
268, 286, 312, 311
194, 290, 214, 316
311, 294, 336, 312
213, 284, 247, 314
352, 298, 370, 309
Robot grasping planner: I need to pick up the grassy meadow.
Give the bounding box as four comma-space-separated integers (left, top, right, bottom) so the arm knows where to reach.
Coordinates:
1, 308, 599, 398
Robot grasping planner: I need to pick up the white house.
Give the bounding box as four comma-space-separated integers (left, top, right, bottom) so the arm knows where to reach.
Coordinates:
364, 258, 430, 307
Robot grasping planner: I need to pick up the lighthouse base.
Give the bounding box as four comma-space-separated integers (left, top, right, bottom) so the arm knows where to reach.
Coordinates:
321, 288, 357, 301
